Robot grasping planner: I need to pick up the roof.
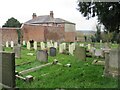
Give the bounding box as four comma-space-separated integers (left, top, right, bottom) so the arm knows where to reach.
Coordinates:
25, 15, 75, 25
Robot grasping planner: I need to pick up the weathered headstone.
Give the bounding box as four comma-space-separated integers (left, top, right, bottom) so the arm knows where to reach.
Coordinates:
33, 41, 37, 50
88, 44, 91, 50
27, 41, 31, 50
94, 49, 103, 57
69, 44, 74, 55
41, 42, 45, 50
36, 50, 48, 62
104, 48, 120, 77
62, 43, 66, 50
6, 41, 9, 47
74, 46, 86, 61
13, 45, 21, 58
50, 47, 56, 56
10, 41, 14, 48
0, 52, 15, 89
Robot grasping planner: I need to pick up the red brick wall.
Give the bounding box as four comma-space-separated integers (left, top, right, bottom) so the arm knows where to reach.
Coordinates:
0, 28, 19, 45
44, 26, 65, 41
22, 24, 45, 42
65, 32, 75, 42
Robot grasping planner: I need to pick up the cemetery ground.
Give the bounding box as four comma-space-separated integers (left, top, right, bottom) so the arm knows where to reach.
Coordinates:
5, 44, 118, 88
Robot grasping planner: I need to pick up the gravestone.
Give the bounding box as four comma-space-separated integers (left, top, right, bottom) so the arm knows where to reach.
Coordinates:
41, 42, 45, 50
104, 48, 120, 77
36, 50, 48, 63
0, 52, 15, 89
74, 46, 86, 61
59, 44, 64, 53
94, 49, 103, 57
27, 41, 31, 50
88, 44, 91, 50
54, 42, 58, 49
69, 44, 74, 55
49, 47, 56, 56
13, 45, 21, 58
62, 43, 66, 50
10, 41, 14, 48
23, 41, 26, 46
6, 41, 9, 47
33, 41, 37, 50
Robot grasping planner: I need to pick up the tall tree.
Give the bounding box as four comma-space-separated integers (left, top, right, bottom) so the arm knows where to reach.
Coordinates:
2, 17, 21, 28
77, 1, 120, 33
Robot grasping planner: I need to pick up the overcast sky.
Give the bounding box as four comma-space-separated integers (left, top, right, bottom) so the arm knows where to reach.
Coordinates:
0, 0, 98, 31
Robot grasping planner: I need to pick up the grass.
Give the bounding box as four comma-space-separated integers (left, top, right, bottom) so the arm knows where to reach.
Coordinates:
4, 43, 119, 88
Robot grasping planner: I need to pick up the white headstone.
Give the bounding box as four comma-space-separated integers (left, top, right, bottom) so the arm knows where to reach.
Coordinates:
27, 41, 31, 50
54, 42, 58, 49
41, 42, 45, 50
23, 41, 26, 46
34, 41, 37, 50
88, 44, 91, 50
69, 44, 74, 56
62, 43, 66, 50
59, 44, 64, 53
6, 41, 9, 47
10, 41, 14, 47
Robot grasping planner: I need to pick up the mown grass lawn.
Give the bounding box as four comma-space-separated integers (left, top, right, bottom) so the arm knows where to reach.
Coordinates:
5, 44, 118, 89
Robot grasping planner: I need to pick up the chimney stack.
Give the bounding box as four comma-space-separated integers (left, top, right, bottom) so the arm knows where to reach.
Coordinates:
50, 11, 54, 18
32, 13, 37, 19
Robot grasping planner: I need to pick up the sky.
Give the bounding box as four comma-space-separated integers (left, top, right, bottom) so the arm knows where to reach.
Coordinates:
0, 0, 98, 31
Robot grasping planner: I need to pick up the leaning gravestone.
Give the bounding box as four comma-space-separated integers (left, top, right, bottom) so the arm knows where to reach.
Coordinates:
104, 48, 120, 77
74, 46, 86, 61
0, 52, 15, 89
36, 50, 48, 63
13, 45, 21, 58
50, 47, 56, 56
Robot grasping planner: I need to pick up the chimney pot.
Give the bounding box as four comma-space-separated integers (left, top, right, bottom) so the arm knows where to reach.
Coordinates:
32, 13, 37, 19
50, 11, 54, 18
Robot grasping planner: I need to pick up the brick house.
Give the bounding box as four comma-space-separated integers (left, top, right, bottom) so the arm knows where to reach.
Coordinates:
22, 11, 76, 42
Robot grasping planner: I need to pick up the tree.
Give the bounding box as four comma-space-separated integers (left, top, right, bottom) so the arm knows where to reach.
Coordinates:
77, 1, 120, 33
95, 24, 101, 42
2, 17, 21, 27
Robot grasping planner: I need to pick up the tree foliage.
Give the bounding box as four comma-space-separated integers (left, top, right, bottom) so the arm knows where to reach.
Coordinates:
77, 1, 120, 33
2, 17, 21, 28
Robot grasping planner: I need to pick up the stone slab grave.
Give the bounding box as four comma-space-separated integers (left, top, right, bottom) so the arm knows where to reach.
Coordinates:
13, 45, 21, 58
36, 50, 48, 63
49, 47, 56, 56
0, 52, 16, 89
74, 46, 86, 61
104, 48, 120, 77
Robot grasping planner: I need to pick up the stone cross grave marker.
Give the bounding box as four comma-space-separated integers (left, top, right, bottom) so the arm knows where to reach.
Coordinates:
0, 52, 15, 89
27, 41, 31, 50
36, 50, 48, 63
